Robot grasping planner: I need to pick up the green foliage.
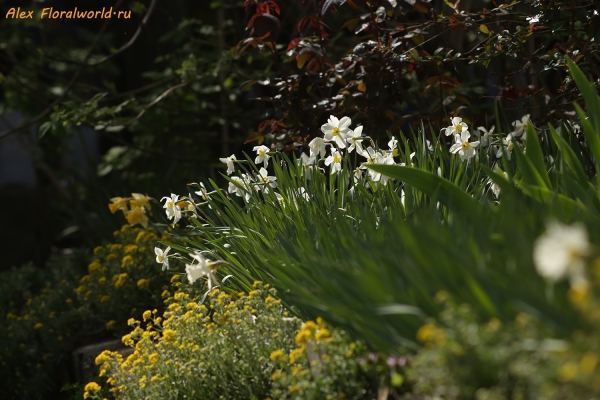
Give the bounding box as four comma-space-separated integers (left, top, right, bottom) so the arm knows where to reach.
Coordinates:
93, 282, 397, 400
73, 225, 173, 334
0, 250, 91, 399
0, 225, 173, 399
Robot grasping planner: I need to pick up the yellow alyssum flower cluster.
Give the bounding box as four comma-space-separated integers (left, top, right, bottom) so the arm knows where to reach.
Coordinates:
93, 282, 299, 399
73, 225, 170, 331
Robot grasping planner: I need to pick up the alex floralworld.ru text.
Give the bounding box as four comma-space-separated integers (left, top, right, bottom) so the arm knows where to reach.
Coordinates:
6, 7, 131, 19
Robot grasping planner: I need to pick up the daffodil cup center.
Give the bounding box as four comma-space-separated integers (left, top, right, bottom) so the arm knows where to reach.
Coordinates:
333, 155, 341, 163
508, 142, 514, 151
259, 150, 266, 157
158, 255, 164, 263
331, 127, 340, 136
462, 142, 470, 150
456, 124, 463, 133
167, 201, 173, 209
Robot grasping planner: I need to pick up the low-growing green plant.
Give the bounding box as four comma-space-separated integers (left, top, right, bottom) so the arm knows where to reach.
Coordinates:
90, 280, 403, 400
0, 250, 91, 399
75, 224, 172, 334
0, 223, 175, 399
407, 274, 600, 400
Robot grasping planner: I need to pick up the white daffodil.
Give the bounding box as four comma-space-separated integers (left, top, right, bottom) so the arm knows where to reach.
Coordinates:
360, 147, 383, 181
258, 167, 277, 192
449, 130, 480, 161
379, 151, 396, 185
298, 152, 317, 179
322, 115, 351, 148
185, 252, 219, 289
442, 117, 469, 139
219, 154, 237, 175
346, 126, 365, 154
253, 145, 271, 168
324, 148, 343, 174
388, 136, 398, 156
274, 192, 286, 208
475, 125, 494, 147
195, 182, 211, 202
495, 134, 515, 160
228, 175, 254, 202
161, 194, 182, 226
155, 246, 171, 271
309, 137, 327, 159
533, 220, 591, 286
512, 114, 530, 138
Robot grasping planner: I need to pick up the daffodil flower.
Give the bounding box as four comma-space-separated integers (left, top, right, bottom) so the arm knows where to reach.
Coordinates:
185, 252, 219, 289
109, 197, 129, 214
219, 154, 237, 175
388, 136, 398, 156
533, 220, 591, 286
309, 137, 327, 159
475, 126, 494, 147
126, 206, 149, 229
511, 114, 530, 138
495, 134, 514, 160
442, 117, 469, 140
129, 193, 151, 211
298, 152, 316, 179
347, 126, 365, 154
253, 145, 271, 168
258, 168, 277, 192
228, 175, 254, 202
155, 246, 171, 271
324, 148, 343, 174
161, 193, 182, 226
449, 130, 479, 161
322, 115, 351, 148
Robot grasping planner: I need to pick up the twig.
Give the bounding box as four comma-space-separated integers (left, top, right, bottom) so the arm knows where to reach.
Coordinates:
0, 0, 125, 140
41, 0, 158, 68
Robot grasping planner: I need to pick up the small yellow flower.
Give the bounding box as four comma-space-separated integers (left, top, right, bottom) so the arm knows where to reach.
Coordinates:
121, 255, 135, 269
288, 384, 300, 393
137, 279, 150, 289
271, 370, 282, 381
270, 349, 287, 363
93, 246, 104, 255
581, 352, 599, 374
416, 323, 436, 343
289, 346, 305, 364
106, 320, 116, 330
143, 310, 152, 321
113, 273, 128, 288
83, 381, 101, 399
163, 329, 176, 342
34, 323, 43, 330
315, 328, 330, 341
557, 361, 578, 382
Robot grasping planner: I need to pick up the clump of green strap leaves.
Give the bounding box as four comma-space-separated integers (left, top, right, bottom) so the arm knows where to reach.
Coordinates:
162, 58, 600, 355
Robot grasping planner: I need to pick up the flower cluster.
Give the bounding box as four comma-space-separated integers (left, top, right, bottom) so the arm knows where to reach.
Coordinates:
91, 282, 301, 399
441, 115, 531, 162
74, 224, 171, 331
108, 193, 153, 229
90, 280, 388, 399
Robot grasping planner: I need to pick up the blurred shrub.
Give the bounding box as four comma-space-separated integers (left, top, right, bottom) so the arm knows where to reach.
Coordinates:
0, 225, 172, 399
0, 250, 90, 399
407, 283, 600, 400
